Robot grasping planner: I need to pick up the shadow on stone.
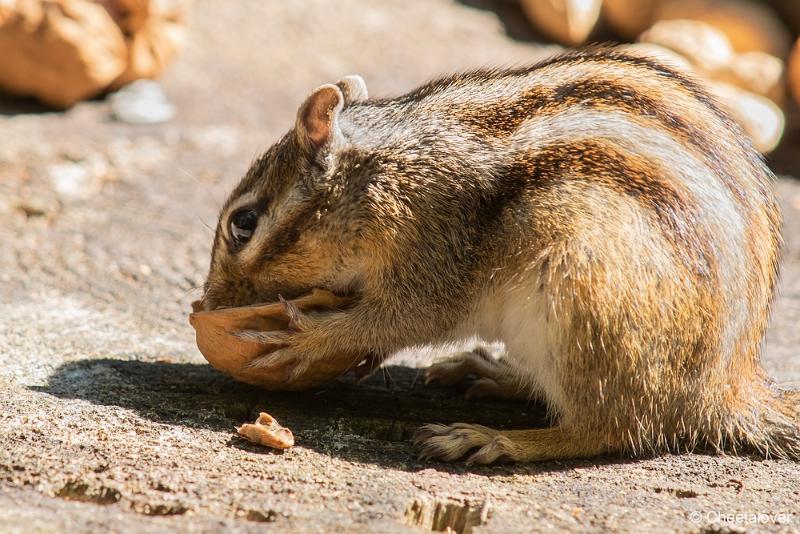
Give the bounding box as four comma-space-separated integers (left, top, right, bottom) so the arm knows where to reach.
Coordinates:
32, 358, 624, 474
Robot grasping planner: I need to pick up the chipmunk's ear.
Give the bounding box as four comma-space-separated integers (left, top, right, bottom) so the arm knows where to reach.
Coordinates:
295, 84, 344, 152
336, 75, 368, 106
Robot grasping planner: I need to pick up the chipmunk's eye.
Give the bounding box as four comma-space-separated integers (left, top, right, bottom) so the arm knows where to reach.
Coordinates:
230, 208, 257, 246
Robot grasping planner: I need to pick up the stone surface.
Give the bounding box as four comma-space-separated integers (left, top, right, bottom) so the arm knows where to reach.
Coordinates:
1, 1, 799, 532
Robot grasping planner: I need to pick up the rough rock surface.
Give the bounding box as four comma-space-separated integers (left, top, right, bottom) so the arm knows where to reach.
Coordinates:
1, 1, 799, 532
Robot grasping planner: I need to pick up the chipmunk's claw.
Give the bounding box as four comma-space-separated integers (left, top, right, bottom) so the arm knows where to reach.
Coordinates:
235, 300, 316, 372
465, 377, 503, 400
424, 356, 471, 386
243, 346, 308, 380
285, 359, 311, 382
412, 423, 449, 446
234, 329, 291, 347
413, 423, 505, 463
279, 296, 313, 333
243, 349, 290, 370
464, 435, 516, 465
353, 352, 385, 382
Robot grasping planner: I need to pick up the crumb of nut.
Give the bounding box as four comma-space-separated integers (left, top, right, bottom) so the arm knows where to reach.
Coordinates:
236, 412, 294, 450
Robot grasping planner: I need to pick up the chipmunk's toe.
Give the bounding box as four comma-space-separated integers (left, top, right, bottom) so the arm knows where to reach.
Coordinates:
354, 352, 387, 382
465, 377, 505, 400
424, 358, 469, 386
235, 329, 291, 347
414, 423, 501, 463
412, 423, 448, 448
244, 348, 294, 371
425, 349, 527, 401
465, 435, 518, 465
425, 347, 495, 387
279, 296, 314, 333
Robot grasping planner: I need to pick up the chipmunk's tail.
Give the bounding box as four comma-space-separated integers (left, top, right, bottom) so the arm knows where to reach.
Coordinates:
739, 387, 800, 460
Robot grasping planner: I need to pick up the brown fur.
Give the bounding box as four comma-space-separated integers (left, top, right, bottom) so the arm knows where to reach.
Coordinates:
199, 46, 799, 463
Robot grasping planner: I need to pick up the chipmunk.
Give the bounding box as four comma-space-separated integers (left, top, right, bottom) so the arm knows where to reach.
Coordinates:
197, 46, 800, 464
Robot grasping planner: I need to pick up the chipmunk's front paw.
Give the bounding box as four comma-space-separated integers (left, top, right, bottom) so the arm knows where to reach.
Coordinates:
414, 423, 519, 465
236, 298, 324, 380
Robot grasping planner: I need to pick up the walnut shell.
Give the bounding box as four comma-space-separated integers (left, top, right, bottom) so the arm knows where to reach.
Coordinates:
638, 20, 785, 104
655, 0, 791, 57
622, 43, 695, 74
189, 289, 358, 391
603, 0, 661, 39
106, 0, 190, 89
720, 51, 784, 104
709, 81, 785, 154
639, 19, 735, 74
0, 0, 126, 108
520, 0, 602, 46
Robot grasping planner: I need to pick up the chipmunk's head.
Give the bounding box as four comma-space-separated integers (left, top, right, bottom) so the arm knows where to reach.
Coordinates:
196, 76, 372, 311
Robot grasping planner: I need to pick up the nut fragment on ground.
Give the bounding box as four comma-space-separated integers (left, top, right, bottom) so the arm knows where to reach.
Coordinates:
236, 413, 294, 450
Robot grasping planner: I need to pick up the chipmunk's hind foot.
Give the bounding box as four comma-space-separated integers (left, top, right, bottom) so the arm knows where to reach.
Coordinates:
414, 424, 610, 464
425, 346, 526, 400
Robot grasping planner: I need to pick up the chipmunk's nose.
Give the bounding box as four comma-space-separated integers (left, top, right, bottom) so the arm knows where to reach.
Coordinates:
191, 299, 204, 313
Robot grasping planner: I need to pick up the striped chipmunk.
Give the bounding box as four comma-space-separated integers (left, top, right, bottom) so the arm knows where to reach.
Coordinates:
197, 46, 800, 464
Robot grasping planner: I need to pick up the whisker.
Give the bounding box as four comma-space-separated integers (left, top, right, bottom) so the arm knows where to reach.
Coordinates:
178, 166, 222, 210
411, 367, 424, 388
198, 216, 215, 235
381, 363, 392, 387
183, 284, 204, 295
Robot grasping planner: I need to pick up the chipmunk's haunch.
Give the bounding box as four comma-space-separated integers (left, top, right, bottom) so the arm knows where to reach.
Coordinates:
199, 46, 800, 463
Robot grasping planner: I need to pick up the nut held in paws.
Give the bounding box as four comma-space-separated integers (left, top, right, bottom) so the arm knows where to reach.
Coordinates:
189, 289, 355, 390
